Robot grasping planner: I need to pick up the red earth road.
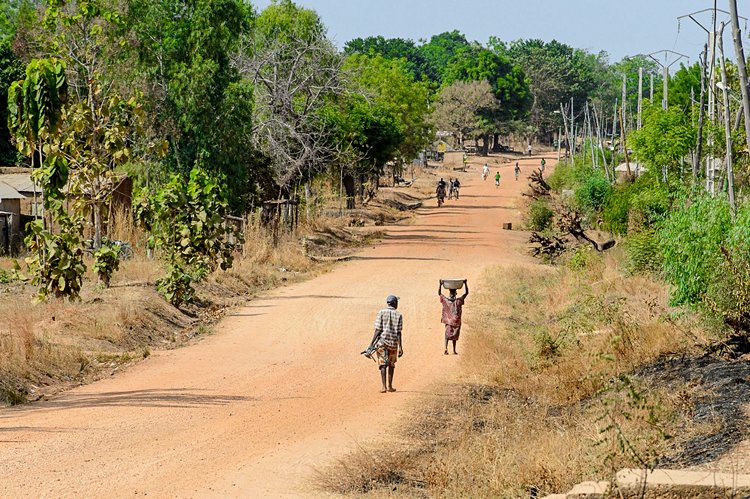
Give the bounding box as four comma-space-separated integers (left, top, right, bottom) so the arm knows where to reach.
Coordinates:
0, 154, 552, 497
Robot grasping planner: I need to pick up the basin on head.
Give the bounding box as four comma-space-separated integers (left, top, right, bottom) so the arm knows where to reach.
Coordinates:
442, 279, 466, 290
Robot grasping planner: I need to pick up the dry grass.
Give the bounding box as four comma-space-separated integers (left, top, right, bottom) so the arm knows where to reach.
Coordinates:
318, 247, 708, 497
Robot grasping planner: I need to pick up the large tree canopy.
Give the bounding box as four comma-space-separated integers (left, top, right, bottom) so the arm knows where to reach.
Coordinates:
344, 53, 432, 162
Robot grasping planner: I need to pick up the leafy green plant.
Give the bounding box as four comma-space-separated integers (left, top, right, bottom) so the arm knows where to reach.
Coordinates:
704, 203, 750, 332
24, 217, 86, 301
92, 239, 121, 287
659, 195, 731, 305
575, 173, 611, 213
525, 198, 554, 231
624, 230, 662, 275
136, 166, 240, 306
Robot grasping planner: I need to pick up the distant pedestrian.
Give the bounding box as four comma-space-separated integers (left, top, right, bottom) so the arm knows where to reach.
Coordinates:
495, 171, 501, 188
365, 295, 403, 393
438, 280, 468, 355
514, 162, 520, 181
482, 163, 490, 180
527, 144, 532, 156
540, 158, 546, 173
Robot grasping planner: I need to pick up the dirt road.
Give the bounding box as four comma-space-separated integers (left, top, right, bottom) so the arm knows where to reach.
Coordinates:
0, 155, 550, 497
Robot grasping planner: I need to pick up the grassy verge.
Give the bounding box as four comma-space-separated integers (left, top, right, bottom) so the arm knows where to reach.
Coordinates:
317, 248, 715, 497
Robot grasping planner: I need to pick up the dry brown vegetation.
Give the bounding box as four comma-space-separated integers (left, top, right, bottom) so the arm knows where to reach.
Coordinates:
317, 247, 717, 497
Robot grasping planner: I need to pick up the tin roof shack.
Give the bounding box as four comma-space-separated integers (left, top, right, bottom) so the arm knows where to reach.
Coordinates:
0, 181, 23, 254
0, 172, 41, 216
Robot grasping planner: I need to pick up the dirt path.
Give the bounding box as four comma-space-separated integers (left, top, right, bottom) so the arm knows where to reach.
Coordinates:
0, 154, 552, 497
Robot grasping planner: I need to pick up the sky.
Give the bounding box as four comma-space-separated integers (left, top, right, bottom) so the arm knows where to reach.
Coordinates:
252, 0, 750, 66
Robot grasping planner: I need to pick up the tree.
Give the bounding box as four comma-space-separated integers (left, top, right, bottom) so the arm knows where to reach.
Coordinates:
233, 0, 344, 192
442, 47, 530, 153
631, 103, 696, 182
418, 30, 470, 84
443, 46, 531, 122
498, 39, 610, 138
344, 36, 431, 82
0, 40, 24, 165
126, 0, 262, 209
344, 53, 432, 163
8, 59, 88, 301
431, 80, 498, 146
135, 167, 238, 306
668, 62, 701, 111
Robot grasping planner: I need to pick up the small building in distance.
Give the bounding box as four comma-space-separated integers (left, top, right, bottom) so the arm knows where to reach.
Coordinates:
0, 172, 42, 215
0, 180, 24, 254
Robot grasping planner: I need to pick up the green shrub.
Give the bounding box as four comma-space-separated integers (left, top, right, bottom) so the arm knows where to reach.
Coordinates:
547, 160, 598, 191
625, 230, 662, 274
629, 187, 670, 230
601, 187, 632, 235
92, 238, 121, 287
704, 203, 750, 332
566, 246, 599, 271
575, 174, 611, 213
659, 195, 731, 305
526, 199, 554, 231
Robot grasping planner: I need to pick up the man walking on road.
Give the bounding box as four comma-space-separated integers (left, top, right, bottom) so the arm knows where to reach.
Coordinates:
366, 295, 403, 393
514, 162, 520, 181
439, 280, 468, 355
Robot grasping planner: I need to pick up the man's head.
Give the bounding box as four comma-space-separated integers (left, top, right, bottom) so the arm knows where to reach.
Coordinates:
386, 295, 399, 309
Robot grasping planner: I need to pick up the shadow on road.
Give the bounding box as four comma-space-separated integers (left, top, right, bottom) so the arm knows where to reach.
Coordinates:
2, 389, 257, 414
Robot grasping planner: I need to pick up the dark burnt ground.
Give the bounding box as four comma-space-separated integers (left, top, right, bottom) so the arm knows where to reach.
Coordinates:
635, 355, 750, 467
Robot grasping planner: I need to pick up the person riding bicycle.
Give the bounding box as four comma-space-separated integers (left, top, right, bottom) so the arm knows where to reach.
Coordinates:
451, 178, 461, 199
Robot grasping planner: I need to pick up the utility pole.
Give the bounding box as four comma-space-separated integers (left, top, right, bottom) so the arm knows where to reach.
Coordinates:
621, 74, 627, 132
678, 4, 747, 193
647, 50, 689, 110
728, 0, 750, 158
637, 67, 643, 129
650, 74, 654, 101
718, 22, 737, 215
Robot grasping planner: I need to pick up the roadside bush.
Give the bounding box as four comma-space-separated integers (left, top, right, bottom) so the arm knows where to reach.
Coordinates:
704, 203, 750, 332
575, 174, 611, 213
659, 195, 731, 305
526, 198, 554, 231
624, 230, 661, 275
628, 186, 670, 231
92, 238, 121, 287
547, 160, 593, 191
601, 187, 632, 235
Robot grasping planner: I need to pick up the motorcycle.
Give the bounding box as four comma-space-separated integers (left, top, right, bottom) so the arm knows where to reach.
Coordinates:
436, 185, 446, 207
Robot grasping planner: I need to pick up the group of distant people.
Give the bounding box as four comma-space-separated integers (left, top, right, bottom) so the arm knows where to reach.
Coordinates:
435, 177, 461, 206
482, 157, 546, 187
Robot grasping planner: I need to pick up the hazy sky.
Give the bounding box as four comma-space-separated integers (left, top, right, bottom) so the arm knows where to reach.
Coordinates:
253, 0, 750, 65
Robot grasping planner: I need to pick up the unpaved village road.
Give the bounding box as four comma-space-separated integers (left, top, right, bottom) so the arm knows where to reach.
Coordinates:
0, 155, 550, 497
